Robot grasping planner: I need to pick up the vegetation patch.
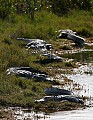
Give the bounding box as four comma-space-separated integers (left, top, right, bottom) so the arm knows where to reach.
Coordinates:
34, 101, 85, 113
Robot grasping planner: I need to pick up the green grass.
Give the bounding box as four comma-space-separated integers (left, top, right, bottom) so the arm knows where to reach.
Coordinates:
0, 72, 52, 107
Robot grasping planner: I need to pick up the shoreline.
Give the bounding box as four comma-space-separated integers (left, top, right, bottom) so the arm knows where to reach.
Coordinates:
1, 38, 93, 119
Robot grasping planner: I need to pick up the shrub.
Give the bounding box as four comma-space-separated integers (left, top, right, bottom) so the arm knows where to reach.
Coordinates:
50, 0, 92, 16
